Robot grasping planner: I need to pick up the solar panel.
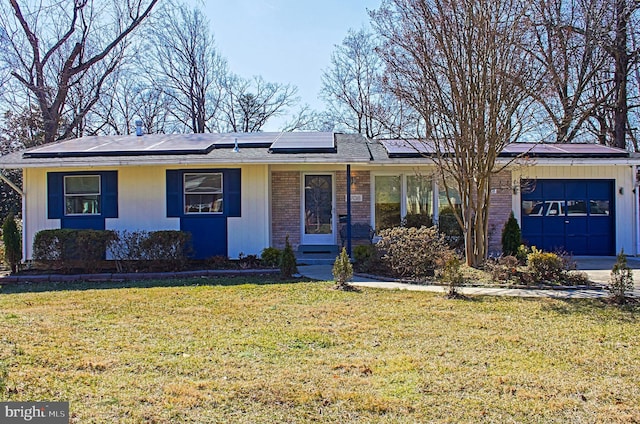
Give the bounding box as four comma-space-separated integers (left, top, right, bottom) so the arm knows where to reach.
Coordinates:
380, 139, 439, 157
22, 133, 282, 158
269, 132, 335, 153
501, 143, 628, 157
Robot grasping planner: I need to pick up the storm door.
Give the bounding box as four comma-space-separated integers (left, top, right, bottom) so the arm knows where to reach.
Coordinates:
302, 174, 335, 244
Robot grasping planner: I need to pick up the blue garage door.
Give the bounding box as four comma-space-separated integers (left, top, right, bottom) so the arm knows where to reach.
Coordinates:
521, 179, 614, 255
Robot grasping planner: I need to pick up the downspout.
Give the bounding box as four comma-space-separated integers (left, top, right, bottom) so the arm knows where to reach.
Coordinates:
346, 164, 352, 257
636, 166, 640, 256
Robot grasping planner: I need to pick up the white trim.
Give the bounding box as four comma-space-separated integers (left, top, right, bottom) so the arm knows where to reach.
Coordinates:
301, 173, 335, 245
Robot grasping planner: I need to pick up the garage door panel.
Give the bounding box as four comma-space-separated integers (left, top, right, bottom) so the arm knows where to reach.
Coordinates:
520, 179, 614, 256
565, 181, 587, 198
544, 235, 566, 251
542, 181, 564, 198
588, 236, 613, 255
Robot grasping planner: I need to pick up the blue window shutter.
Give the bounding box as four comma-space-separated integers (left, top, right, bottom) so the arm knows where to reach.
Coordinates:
102, 171, 118, 218
47, 172, 63, 219
166, 170, 182, 217
226, 169, 241, 217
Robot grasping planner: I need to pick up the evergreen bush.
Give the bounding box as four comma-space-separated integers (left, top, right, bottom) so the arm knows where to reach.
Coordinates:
2, 213, 21, 273
609, 250, 634, 304
280, 236, 298, 278
501, 212, 521, 256
441, 256, 465, 297
332, 247, 354, 290
260, 247, 282, 268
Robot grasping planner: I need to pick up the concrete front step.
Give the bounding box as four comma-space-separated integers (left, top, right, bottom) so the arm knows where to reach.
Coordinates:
297, 244, 339, 255
296, 245, 340, 265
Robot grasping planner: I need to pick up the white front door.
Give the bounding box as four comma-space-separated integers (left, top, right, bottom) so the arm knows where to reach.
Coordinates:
301, 174, 335, 244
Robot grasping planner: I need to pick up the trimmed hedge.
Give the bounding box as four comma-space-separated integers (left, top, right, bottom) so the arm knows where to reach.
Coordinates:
108, 230, 192, 272
33, 229, 192, 273
33, 229, 117, 273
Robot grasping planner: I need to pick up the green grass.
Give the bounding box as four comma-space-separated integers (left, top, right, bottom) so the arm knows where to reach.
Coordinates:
0, 277, 639, 423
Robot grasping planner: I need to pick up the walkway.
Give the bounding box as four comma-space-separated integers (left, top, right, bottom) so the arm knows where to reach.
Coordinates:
298, 256, 640, 299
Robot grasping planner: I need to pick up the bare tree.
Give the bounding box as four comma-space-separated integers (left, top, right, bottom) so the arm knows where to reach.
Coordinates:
218, 75, 299, 132
86, 64, 172, 136
143, 2, 226, 133
321, 28, 409, 138
371, 0, 537, 267
1, 0, 158, 145
524, 0, 611, 143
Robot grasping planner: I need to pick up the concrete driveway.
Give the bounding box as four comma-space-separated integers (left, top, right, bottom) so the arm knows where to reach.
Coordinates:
573, 256, 640, 288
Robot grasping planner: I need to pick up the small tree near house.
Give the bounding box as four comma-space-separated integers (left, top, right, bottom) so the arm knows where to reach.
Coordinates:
609, 250, 634, 304
2, 213, 21, 273
280, 236, 298, 279
333, 247, 354, 290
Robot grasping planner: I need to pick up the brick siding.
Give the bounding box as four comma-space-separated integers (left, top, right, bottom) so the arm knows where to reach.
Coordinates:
336, 170, 372, 247
487, 170, 514, 255
271, 171, 301, 249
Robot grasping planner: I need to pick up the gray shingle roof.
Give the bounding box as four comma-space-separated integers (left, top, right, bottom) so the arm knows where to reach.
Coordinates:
0, 132, 635, 169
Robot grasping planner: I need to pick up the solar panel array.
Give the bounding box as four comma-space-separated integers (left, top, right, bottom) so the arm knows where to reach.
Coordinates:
22, 132, 336, 158
380, 139, 629, 158
501, 143, 629, 157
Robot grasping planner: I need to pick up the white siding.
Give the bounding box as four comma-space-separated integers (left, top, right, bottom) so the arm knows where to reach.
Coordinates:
227, 165, 270, 258
512, 164, 637, 255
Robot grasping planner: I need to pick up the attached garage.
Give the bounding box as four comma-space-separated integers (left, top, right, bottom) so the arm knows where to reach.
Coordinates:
521, 179, 614, 255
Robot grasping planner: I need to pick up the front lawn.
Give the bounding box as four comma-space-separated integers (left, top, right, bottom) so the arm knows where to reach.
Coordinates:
0, 277, 638, 423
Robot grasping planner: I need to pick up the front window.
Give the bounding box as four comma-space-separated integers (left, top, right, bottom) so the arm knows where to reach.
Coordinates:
64, 175, 101, 215
184, 173, 223, 214
406, 175, 433, 226
374, 175, 401, 231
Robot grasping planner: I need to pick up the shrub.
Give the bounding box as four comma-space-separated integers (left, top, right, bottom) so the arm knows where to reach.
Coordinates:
501, 212, 521, 256
441, 256, 465, 297
486, 255, 520, 283
376, 226, 452, 281
207, 255, 234, 269
526, 247, 565, 283
108, 230, 191, 272
280, 236, 298, 278
333, 247, 354, 290
237, 253, 260, 269
141, 231, 191, 261
260, 247, 282, 268
515, 244, 530, 264
2, 213, 21, 273
352, 244, 381, 273
609, 250, 634, 304
33, 229, 116, 273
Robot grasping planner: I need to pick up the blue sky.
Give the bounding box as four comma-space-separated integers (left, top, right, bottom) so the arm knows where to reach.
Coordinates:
200, 0, 381, 129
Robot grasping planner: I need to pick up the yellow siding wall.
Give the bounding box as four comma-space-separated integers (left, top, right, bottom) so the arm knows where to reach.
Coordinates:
512, 164, 637, 255
23, 165, 269, 260
227, 165, 270, 258
105, 166, 179, 232
23, 168, 60, 260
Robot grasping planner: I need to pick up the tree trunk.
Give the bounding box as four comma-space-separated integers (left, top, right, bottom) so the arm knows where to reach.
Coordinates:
613, 0, 629, 149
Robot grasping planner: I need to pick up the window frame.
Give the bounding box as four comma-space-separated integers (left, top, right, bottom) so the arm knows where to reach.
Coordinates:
183, 172, 224, 215
371, 171, 437, 232
63, 174, 102, 216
